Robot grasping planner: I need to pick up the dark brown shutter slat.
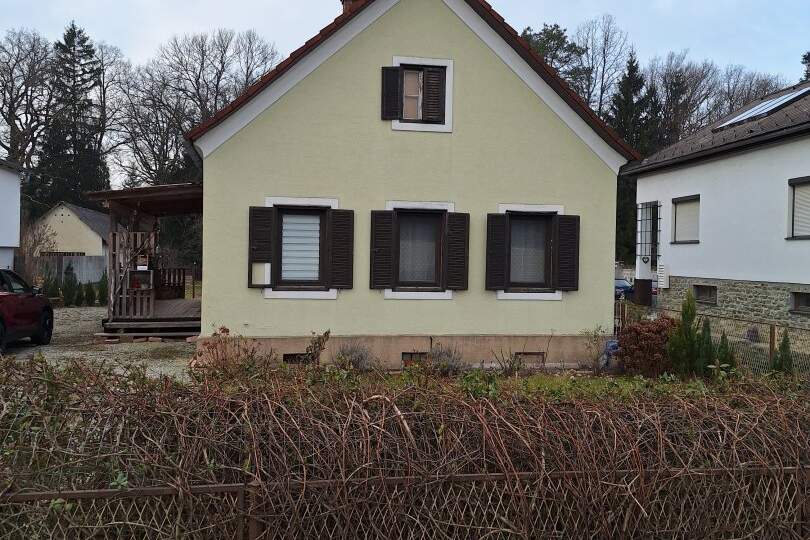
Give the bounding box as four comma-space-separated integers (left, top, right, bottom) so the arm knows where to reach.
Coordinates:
381, 67, 402, 120
370, 210, 395, 289
422, 67, 446, 123
445, 212, 469, 290
329, 209, 354, 289
485, 214, 507, 291
553, 215, 580, 291
248, 206, 275, 288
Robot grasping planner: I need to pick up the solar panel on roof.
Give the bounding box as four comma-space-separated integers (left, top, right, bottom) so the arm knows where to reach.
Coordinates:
716, 87, 810, 130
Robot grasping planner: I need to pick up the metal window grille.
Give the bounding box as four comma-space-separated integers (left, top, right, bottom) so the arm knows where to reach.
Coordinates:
636, 202, 661, 270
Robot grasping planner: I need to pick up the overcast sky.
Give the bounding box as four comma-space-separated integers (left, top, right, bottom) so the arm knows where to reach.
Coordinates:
2, 0, 808, 82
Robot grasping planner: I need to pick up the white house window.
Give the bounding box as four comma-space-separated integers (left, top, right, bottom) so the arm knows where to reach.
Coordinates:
673, 195, 700, 243
402, 70, 423, 121
280, 211, 321, 282
790, 178, 810, 239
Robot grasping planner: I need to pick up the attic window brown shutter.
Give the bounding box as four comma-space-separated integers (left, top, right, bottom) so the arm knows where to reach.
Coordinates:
444, 212, 469, 290
370, 210, 395, 289
328, 209, 354, 289
485, 214, 507, 290
381, 67, 402, 120
422, 67, 446, 124
552, 215, 580, 291
248, 206, 275, 288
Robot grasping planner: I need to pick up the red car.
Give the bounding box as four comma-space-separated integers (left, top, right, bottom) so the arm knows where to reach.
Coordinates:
0, 269, 53, 354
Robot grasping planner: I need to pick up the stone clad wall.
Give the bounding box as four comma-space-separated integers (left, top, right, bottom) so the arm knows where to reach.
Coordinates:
660, 276, 810, 330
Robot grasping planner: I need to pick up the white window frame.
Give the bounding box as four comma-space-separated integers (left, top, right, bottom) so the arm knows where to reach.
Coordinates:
262, 196, 339, 300
391, 56, 453, 134
496, 203, 564, 301
384, 200, 455, 300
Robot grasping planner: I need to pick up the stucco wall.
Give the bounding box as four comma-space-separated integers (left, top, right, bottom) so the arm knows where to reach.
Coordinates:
0, 167, 20, 249
38, 205, 105, 256
201, 0, 620, 339
636, 136, 810, 285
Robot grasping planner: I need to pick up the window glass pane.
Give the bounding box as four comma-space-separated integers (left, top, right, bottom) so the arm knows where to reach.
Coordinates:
403, 96, 420, 120
398, 213, 437, 283
510, 217, 546, 284
281, 213, 320, 281
674, 199, 700, 241
403, 70, 421, 96
402, 70, 422, 120
794, 292, 810, 311
5, 273, 28, 293
794, 184, 810, 236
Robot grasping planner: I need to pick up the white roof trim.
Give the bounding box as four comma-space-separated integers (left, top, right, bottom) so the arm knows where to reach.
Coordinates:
441, 0, 626, 174
193, 0, 628, 173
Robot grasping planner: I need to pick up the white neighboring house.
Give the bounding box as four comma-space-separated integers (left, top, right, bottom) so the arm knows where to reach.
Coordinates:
622, 81, 810, 329
0, 159, 21, 270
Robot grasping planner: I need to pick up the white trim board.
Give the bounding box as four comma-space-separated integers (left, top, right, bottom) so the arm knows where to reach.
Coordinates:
262, 196, 339, 300
441, 0, 627, 174
193, 0, 401, 158
193, 0, 628, 173
392, 56, 454, 133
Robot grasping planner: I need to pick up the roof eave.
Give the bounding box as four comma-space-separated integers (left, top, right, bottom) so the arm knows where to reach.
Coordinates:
621, 122, 810, 178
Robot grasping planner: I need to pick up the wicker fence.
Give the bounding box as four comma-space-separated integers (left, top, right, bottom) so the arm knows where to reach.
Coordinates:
617, 301, 810, 373
3, 468, 808, 538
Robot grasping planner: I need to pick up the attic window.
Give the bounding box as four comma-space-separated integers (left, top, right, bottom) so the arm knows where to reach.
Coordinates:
712, 86, 810, 132
381, 57, 453, 133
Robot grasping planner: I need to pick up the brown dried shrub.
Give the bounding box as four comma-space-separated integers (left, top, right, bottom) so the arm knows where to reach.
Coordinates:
619, 316, 677, 377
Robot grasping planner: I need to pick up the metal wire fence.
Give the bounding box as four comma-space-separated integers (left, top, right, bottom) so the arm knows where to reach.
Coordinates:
617, 301, 810, 373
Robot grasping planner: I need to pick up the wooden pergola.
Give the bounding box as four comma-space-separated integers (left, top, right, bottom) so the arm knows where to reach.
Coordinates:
87, 183, 203, 335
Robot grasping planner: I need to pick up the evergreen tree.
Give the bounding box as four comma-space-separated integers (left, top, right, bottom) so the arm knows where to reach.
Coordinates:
772, 330, 793, 374
640, 83, 665, 155
716, 331, 736, 369
28, 22, 109, 218
802, 52, 810, 82
698, 318, 715, 376
84, 282, 96, 306
74, 281, 85, 307
607, 52, 647, 150
521, 24, 590, 94
97, 272, 109, 306
608, 53, 648, 263
62, 263, 78, 306
667, 291, 701, 376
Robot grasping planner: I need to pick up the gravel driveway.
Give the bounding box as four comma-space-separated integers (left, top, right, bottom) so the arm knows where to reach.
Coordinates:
3, 307, 194, 378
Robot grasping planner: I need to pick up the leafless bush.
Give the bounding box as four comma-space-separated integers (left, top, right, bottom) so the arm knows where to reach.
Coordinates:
16, 218, 56, 283
334, 341, 379, 372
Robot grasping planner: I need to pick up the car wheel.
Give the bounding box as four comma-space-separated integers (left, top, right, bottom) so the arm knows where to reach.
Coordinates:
32, 311, 53, 346
0, 321, 6, 355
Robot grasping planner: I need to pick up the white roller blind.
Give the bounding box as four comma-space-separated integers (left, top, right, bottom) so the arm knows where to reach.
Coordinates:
674, 199, 700, 242
794, 184, 810, 236
281, 213, 320, 281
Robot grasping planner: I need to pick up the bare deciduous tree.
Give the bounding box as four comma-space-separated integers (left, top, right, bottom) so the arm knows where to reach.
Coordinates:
17, 217, 56, 283
0, 29, 53, 167
575, 14, 629, 118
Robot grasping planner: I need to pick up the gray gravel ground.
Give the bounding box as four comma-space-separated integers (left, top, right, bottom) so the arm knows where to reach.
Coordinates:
3, 306, 194, 378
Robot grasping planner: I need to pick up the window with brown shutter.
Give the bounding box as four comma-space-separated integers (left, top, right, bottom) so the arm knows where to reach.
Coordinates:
248, 206, 354, 291
486, 212, 580, 293
381, 65, 446, 124
370, 209, 469, 291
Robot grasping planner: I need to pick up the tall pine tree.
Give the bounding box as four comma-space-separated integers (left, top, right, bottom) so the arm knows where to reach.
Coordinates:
608, 52, 650, 263
28, 22, 109, 218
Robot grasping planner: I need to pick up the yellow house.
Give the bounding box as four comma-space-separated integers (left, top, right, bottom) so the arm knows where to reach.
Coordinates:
37, 202, 110, 258
187, 0, 637, 367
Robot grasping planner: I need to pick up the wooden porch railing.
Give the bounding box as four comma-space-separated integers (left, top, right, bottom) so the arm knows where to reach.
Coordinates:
114, 289, 154, 319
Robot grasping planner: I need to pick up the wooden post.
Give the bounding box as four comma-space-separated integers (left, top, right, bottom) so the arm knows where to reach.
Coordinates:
769, 325, 776, 366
